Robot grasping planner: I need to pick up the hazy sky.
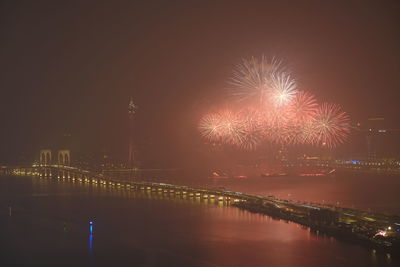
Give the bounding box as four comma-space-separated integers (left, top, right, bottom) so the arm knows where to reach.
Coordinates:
1, 1, 399, 164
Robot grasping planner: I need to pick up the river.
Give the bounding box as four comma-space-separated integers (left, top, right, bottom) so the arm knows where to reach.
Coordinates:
0, 174, 398, 267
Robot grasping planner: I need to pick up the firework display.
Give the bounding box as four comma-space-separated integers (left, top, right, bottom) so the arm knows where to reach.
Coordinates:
199, 57, 351, 150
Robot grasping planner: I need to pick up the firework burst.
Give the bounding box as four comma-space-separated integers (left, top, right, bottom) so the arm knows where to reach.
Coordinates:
198, 113, 223, 142
199, 56, 351, 150
269, 72, 297, 107
217, 110, 246, 145
288, 91, 318, 124
229, 56, 282, 105
308, 103, 351, 148
235, 108, 264, 150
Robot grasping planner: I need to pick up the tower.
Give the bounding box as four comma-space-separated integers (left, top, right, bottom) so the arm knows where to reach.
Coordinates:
58, 150, 71, 166
40, 149, 52, 166
128, 98, 138, 168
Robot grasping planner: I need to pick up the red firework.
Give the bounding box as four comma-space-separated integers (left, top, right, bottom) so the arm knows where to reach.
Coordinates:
217, 110, 245, 145
288, 91, 318, 124
235, 108, 264, 150
199, 57, 352, 150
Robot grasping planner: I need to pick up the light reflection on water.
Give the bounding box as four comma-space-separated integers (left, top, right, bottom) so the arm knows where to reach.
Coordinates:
162, 171, 400, 214
0, 175, 398, 267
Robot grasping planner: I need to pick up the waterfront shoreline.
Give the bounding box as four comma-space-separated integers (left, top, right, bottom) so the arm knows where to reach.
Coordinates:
233, 201, 400, 255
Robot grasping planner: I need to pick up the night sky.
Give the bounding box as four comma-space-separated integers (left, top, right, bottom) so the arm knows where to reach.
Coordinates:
1, 1, 399, 165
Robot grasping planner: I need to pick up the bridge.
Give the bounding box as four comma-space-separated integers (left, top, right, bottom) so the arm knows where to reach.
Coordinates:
2, 163, 400, 253
1, 164, 250, 203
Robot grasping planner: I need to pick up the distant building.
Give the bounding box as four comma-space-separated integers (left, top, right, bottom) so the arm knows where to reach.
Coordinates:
350, 118, 400, 159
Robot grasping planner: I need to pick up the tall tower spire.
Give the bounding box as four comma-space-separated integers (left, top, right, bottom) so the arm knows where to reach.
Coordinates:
128, 98, 137, 169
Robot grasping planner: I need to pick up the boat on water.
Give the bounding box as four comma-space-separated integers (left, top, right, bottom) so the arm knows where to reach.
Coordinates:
298, 168, 336, 177
209, 172, 249, 179
299, 169, 336, 176
209, 166, 336, 179
260, 173, 288, 178
208, 171, 229, 179
261, 168, 336, 177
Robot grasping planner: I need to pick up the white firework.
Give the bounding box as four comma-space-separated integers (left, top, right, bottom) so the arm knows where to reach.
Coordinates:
229, 56, 282, 105
269, 72, 297, 107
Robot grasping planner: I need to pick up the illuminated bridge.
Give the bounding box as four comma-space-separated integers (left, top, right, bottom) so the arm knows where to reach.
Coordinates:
2, 164, 400, 253
1, 165, 251, 203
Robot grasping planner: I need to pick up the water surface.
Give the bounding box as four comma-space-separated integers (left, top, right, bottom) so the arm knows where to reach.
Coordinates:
0, 175, 398, 267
